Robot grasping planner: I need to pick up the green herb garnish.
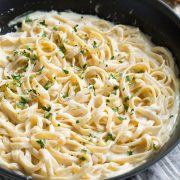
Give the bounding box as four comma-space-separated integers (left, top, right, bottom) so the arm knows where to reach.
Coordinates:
32, 54, 37, 63
152, 143, 157, 150
52, 26, 58, 31
63, 69, 69, 74
13, 50, 18, 55
43, 81, 51, 90
41, 106, 51, 112
21, 50, 30, 58
80, 50, 85, 55
62, 94, 68, 98
105, 133, 115, 142
169, 115, 174, 118
118, 116, 127, 121
123, 104, 129, 112
37, 66, 44, 74
79, 156, 86, 161
127, 151, 133, 155
17, 97, 28, 109
44, 112, 52, 119
25, 16, 32, 23
36, 139, 45, 148
26, 46, 32, 51
113, 86, 119, 90
109, 73, 116, 80
76, 120, 80, 124
39, 20, 47, 26
124, 96, 130, 102
73, 24, 78, 32
83, 63, 87, 70
88, 85, 96, 96
59, 45, 66, 55
81, 149, 87, 153
112, 107, 118, 112
42, 33, 47, 37
12, 74, 21, 81
125, 75, 130, 82
111, 55, 115, 60
92, 41, 98, 48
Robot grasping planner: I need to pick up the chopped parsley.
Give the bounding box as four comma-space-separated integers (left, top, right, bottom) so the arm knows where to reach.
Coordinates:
92, 41, 98, 48
125, 75, 130, 82
39, 20, 47, 26
105, 133, 115, 142
41, 106, 51, 112
83, 63, 88, 70
111, 55, 115, 60
62, 94, 68, 98
5, 84, 10, 88
127, 150, 133, 155
112, 107, 119, 112
79, 156, 86, 161
32, 54, 37, 63
113, 86, 119, 90
106, 99, 110, 103
59, 44, 66, 55
44, 112, 52, 119
42, 33, 47, 37
130, 108, 134, 115
25, 16, 32, 23
13, 50, 18, 55
73, 24, 78, 32
169, 115, 174, 118
36, 139, 45, 148
37, 66, 44, 74
124, 96, 130, 102
123, 104, 129, 112
63, 69, 69, 74
88, 85, 96, 96
12, 74, 22, 81
118, 116, 127, 121
80, 50, 85, 55
43, 81, 51, 90
29, 89, 37, 95
109, 73, 116, 79
21, 50, 30, 58
57, 123, 61, 126
52, 26, 58, 31
152, 143, 157, 150
81, 149, 87, 153
17, 97, 28, 109
76, 120, 80, 124
25, 46, 32, 51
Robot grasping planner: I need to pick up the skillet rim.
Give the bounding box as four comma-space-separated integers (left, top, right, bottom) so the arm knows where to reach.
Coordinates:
0, 0, 179, 179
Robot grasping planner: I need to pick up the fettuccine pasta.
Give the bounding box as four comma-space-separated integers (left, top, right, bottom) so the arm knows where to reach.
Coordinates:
0, 11, 179, 179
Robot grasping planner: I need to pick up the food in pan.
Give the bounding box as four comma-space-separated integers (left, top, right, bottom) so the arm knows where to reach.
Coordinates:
0, 11, 179, 179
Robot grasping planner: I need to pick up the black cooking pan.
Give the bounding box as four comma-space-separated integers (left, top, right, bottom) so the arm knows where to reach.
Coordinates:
0, 0, 179, 179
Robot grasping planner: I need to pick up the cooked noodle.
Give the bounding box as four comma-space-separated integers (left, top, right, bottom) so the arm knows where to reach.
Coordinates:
0, 11, 179, 179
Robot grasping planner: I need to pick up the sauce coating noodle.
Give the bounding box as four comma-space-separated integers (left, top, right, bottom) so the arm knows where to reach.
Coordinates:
0, 11, 179, 179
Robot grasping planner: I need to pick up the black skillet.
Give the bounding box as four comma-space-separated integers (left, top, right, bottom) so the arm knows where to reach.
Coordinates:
0, 0, 179, 179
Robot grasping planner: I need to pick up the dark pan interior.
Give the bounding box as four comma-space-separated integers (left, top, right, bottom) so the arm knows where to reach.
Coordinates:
0, 0, 179, 179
